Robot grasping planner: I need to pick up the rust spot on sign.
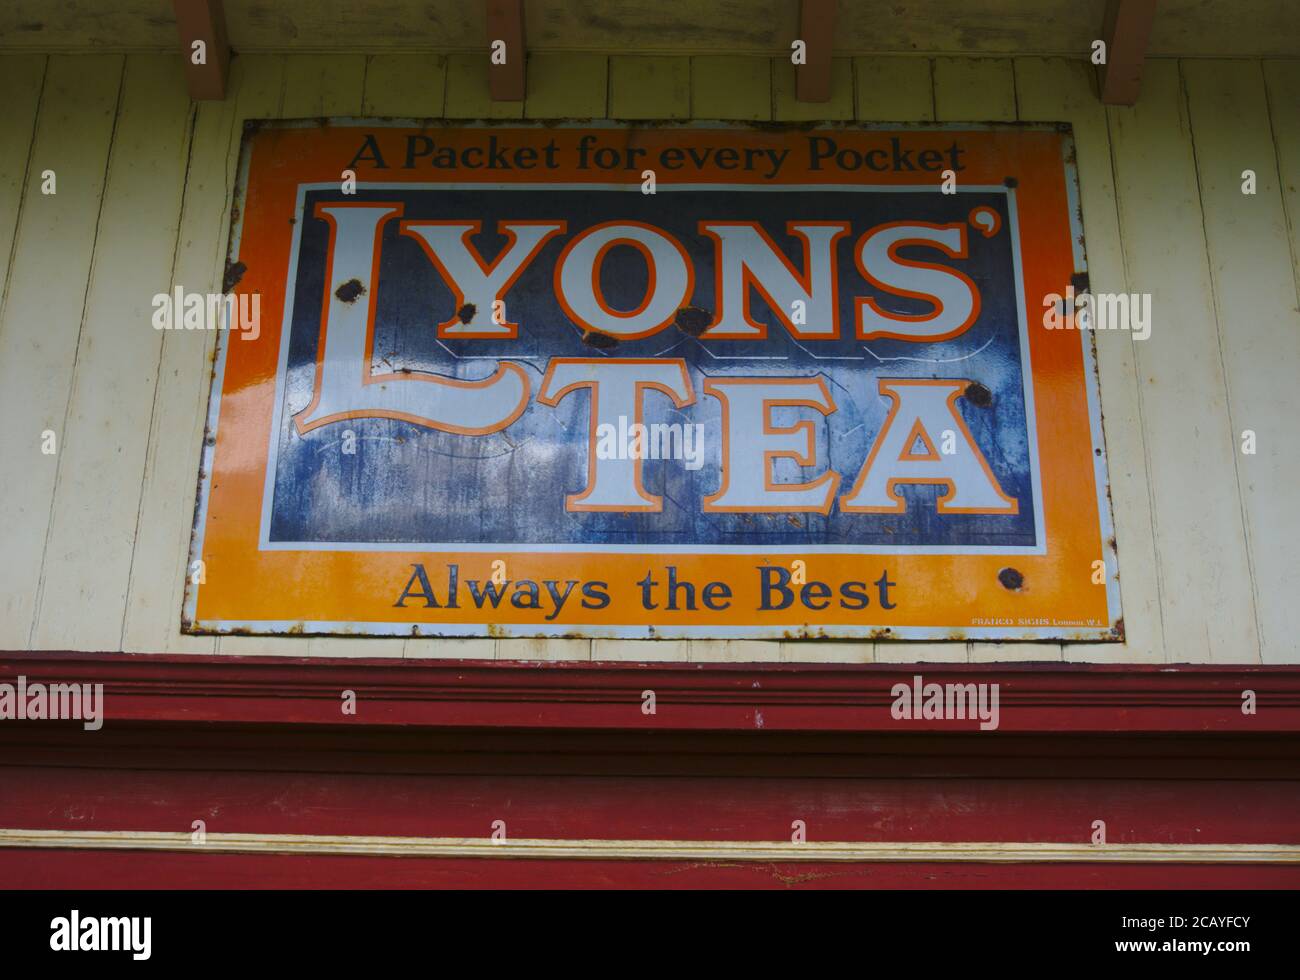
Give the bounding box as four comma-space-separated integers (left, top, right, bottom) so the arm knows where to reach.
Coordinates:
674, 306, 712, 337
998, 567, 1024, 591
964, 381, 993, 406
335, 278, 365, 303
457, 302, 477, 323
222, 261, 247, 293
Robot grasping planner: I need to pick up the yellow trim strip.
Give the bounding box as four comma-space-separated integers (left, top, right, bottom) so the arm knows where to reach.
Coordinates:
1, 829, 1297, 863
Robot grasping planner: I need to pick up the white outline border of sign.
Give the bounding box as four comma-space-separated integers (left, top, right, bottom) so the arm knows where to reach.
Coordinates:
255, 182, 1046, 557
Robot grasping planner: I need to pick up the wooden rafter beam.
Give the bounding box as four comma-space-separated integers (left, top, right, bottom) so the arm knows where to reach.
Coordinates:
172, 0, 230, 101
1100, 0, 1157, 105
796, 0, 835, 102
486, 0, 526, 102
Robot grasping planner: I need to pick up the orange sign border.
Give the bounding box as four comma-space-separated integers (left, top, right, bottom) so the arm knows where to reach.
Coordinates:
184, 121, 1121, 644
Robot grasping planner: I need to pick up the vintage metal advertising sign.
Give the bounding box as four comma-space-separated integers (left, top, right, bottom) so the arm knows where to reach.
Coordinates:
184, 121, 1121, 642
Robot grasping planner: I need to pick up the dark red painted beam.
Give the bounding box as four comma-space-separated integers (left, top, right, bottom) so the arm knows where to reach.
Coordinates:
4, 658, 1296, 889
1100, 0, 1157, 105
172, 0, 230, 101
9, 851, 1295, 889
5, 724, 1300, 780
796, 0, 836, 102
4, 725, 1297, 888
485, 0, 526, 102
2, 652, 1298, 733
15, 760, 1299, 836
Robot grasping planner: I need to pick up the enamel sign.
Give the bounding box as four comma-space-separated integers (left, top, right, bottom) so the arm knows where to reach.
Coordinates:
184, 121, 1121, 643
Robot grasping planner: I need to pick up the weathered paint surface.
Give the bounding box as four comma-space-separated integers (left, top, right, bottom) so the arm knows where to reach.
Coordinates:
0, 51, 1295, 662
2, 1, 1297, 59
182, 121, 1118, 642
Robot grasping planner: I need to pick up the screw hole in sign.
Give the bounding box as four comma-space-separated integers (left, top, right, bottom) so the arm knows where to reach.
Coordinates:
968, 206, 1001, 238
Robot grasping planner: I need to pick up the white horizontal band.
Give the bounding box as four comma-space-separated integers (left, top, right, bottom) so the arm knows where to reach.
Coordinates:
1, 829, 1295, 864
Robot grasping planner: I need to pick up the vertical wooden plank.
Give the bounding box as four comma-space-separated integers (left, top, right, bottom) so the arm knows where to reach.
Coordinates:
524, 52, 607, 119
933, 57, 1016, 121
444, 52, 524, 119
385, 51, 504, 662
874, 641, 967, 664
851, 55, 963, 666
691, 57, 770, 121
280, 54, 366, 119
772, 57, 853, 121
354, 60, 434, 668
919, 642, 1054, 668
30, 55, 194, 651
0, 55, 46, 303
122, 55, 285, 656
497, 638, 590, 662
1017, 57, 1164, 664
244, 54, 407, 660
1184, 60, 1300, 665
592, 639, 689, 663
1263, 61, 1300, 300
567, 64, 675, 642
780, 641, 873, 664
405, 638, 496, 661
271, 55, 371, 657
1107, 60, 1259, 663
854, 57, 934, 122
691, 51, 787, 662
361, 54, 447, 117
526, 53, 615, 663
0, 55, 123, 649
0, 53, 46, 646
407, 629, 495, 667
690, 640, 781, 664
210, 56, 332, 658
932, 56, 1055, 664
610, 57, 689, 120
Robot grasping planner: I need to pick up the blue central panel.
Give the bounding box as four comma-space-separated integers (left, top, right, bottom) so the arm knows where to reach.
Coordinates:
268, 187, 1035, 548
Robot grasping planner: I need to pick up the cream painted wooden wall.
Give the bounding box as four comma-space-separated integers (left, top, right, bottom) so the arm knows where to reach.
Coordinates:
0, 52, 1296, 665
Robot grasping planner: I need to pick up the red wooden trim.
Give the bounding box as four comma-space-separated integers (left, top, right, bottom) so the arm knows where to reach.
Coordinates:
796, 0, 835, 102
172, 0, 230, 101
485, 0, 526, 102
2, 652, 1297, 733
6, 725, 1298, 779
4, 737, 1296, 888
16, 764, 1296, 836
5, 656, 1295, 889
1100, 0, 1157, 105
9, 850, 1295, 889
